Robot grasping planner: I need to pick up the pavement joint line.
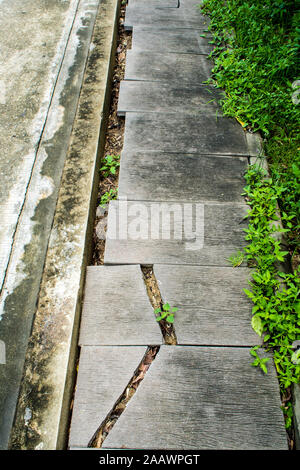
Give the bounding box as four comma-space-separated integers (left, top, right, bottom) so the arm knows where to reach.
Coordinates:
116, 199, 248, 206
121, 151, 251, 159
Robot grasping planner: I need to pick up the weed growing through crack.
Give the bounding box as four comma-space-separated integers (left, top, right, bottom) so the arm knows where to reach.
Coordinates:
100, 154, 120, 178
250, 346, 270, 374
228, 250, 244, 267
154, 303, 178, 324
141, 266, 177, 345
99, 188, 118, 208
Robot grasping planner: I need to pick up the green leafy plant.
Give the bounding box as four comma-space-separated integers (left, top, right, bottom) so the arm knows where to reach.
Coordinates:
228, 250, 244, 267
281, 401, 294, 429
250, 346, 270, 374
100, 154, 120, 178
201, 0, 300, 436
238, 165, 300, 389
201, 0, 300, 261
154, 303, 178, 324
99, 189, 118, 208
202, 0, 300, 391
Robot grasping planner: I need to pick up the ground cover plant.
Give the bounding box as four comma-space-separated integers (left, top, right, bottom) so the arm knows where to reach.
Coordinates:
201, 0, 300, 434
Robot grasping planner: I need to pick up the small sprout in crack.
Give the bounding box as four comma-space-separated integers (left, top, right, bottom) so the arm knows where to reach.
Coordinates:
228, 250, 244, 267
154, 303, 178, 324
100, 154, 120, 178
250, 346, 270, 374
281, 401, 294, 430
99, 189, 118, 208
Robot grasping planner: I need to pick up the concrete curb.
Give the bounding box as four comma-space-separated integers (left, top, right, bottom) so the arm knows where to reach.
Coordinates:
9, 0, 120, 450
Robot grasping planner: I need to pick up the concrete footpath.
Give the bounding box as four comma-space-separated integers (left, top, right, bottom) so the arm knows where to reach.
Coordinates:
0, 0, 103, 449
0, 0, 294, 451
69, 0, 288, 450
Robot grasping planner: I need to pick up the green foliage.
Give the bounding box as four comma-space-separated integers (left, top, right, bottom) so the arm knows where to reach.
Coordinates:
99, 154, 119, 209
250, 346, 270, 374
201, 0, 299, 135
154, 303, 178, 324
201, 1, 300, 396
228, 250, 244, 267
281, 401, 294, 429
242, 165, 300, 389
99, 189, 118, 208
201, 0, 300, 260
267, 143, 300, 253
100, 154, 120, 178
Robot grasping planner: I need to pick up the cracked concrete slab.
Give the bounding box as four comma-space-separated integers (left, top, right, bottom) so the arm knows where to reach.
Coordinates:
68, 0, 291, 451
154, 265, 258, 345
79, 265, 162, 345
103, 346, 287, 450
69, 346, 147, 448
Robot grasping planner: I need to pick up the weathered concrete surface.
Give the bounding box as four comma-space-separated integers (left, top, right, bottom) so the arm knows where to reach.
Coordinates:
128, 0, 178, 5
125, 3, 209, 31
128, 0, 188, 6
0, 0, 79, 298
154, 265, 258, 345
128, 0, 203, 5
104, 200, 248, 266
132, 27, 213, 54
103, 346, 287, 449
118, 81, 222, 115
128, 0, 204, 6
69, 346, 147, 448
124, 51, 212, 83
118, 151, 247, 203
79, 266, 162, 345
123, 113, 260, 156
0, 0, 104, 450
6, 0, 120, 450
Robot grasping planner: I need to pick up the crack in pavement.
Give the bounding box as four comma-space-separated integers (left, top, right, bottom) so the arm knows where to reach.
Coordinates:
88, 345, 160, 448
141, 265, 177, 345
